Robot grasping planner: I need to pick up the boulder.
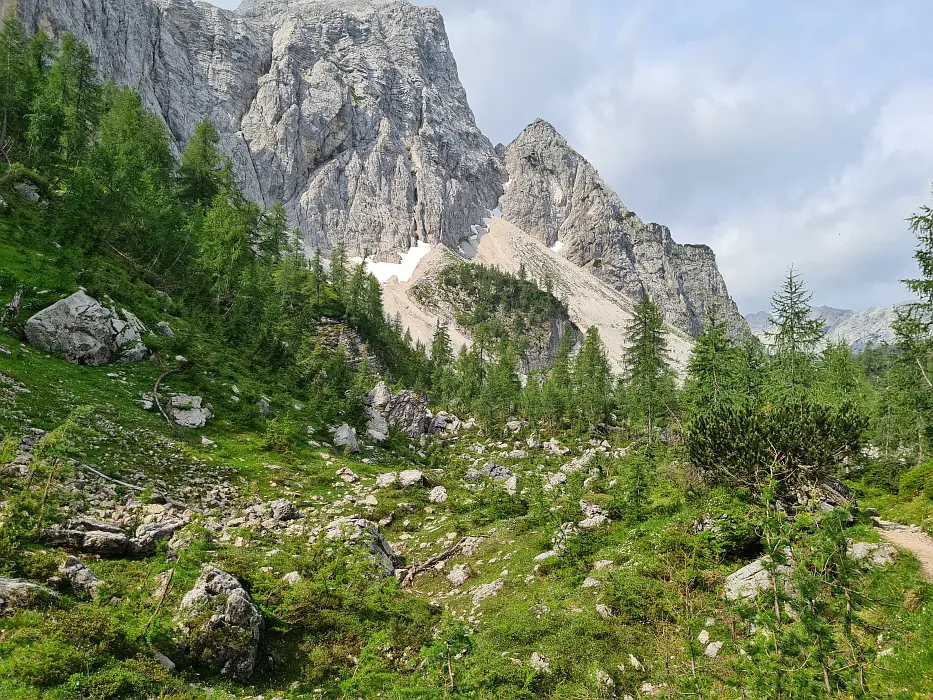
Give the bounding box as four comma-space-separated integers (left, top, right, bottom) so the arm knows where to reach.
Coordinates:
41, 519, 130, 555
365, 381, 393, 410
321, 516, 396, 575
447, 563, 471, 587
482, 462, 514, 481
13, 181, 41, 204
331, 423, 360, 453
168, 395, 214, 429
383, 390, 431, 438
847, 541, 897, 568
336, 467, 360, 483
155, 321, 175, 337
60, 556, 104, 599
24, 291, 148, 365
0, 577, 58, 613
130, 522, 177, 555
268, 499, 300, 522
365, 409, 389, 442
428, 485, 448, 503
724, 553, 794, 601
177, 566, 263, 681
398, 469, 424, 488
469, 578, 504, 606
376, 472, 399, 488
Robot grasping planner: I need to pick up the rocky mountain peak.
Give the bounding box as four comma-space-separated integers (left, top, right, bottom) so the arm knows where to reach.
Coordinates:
500, 118, 746, 336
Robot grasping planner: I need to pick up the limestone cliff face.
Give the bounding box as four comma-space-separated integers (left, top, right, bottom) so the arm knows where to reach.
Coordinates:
6, 0, 504, 259
501, 119, 747, 336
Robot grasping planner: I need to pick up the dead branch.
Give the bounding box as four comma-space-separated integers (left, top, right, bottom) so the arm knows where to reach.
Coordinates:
401, 536, 485, 588
153, 366, 186, 427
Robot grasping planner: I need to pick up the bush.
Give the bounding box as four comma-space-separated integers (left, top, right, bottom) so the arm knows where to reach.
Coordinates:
899, 462, 933, 498
686, 399, 867, 491
602, 570, 668, 624
4, 638, 88, 687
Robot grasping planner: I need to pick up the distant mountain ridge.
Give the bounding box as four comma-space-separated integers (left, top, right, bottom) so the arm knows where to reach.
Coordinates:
745, 305, 906, 351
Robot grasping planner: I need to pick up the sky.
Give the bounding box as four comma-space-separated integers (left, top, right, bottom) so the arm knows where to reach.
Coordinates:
208, 0, 933, 313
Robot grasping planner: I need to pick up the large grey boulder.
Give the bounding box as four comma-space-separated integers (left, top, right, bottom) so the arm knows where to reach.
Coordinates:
24, 291, 148, 365
724, 553, 795, 601
41, 519, 130, 555
177, 566, 263, 681
60, 556, 104, 599
167, 395, 213, 429
331, 423, 360, 453
365, 381, 393, 411
383, 390, 432, 439
0, 577, 58, 613
321, 516, 396, 575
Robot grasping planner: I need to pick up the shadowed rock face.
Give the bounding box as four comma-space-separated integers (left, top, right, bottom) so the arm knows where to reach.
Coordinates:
500, 119, 747, 336
8, 0, 503, 258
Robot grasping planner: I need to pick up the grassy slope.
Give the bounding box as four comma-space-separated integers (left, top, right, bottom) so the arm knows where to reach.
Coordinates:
1, 195, 932, 698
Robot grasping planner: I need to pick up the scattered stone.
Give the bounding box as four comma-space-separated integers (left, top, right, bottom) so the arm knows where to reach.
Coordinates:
282, 571, 301, 585
201, 435, 217, 448
60, 556, 104, 599
336, 467, 360, 483
503, 475, 518, 496
505, 420, 526, 433
447, 564, 471, 587
469, 579, 504, 606
593, 559, 614, 571
533, 550, 557, 562
596, 604, 613, 619
428, 485, 448, 503
697, 629, 710, 645
24, 291, 148, 365
582, 577, 601, 588
595, 668, 615, 690
131, 522, 177, 555
579, 500, 611, 530
705, 641, 724, 658
155, 321, 175, 337
530, 652, 551, 674
363, 494, 379, 506
482, 463, 514, 481
168, 395, 214, 429
177, 566, 263, 681
41, 519, 130, 555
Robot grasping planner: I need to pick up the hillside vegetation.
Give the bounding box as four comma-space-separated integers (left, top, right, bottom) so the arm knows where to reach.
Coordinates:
0, 18, 932, 700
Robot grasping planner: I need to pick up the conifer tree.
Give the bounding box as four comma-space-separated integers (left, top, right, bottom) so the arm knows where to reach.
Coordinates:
177, 119, 223, 207
542, 329, 574, 424
480, 339, 521, 427
766, 267, 824, 401
683, 310, 740, 413
623, 294, 676, 432
572, 326, 613, 426
330, 238, 349, 300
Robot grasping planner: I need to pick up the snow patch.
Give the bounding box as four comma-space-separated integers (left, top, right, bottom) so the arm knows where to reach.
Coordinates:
550, 240, 565, 252
366, 241, 432, 284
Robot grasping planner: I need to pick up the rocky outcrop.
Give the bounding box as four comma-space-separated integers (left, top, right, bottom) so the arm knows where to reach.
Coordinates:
7, 0, 503, 259
24, 291, 148, 365
319, 516, 396, 575
724, 553, 794, 601
60, 556, 104, 599
331, 423, 360, 453
0, 577, 58, 613
500, 120, 746, 336
40, 518, 178, 557
177, 566, 263, 681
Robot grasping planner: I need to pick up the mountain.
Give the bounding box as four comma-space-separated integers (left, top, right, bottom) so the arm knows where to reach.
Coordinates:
4, 0, 745, 344
745, 305, 901, 351
501, 119, 747, 337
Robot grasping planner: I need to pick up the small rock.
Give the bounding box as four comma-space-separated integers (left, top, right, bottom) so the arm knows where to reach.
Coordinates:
705, 641, 724, 658
530, 651, 551, 674
582, 577, 601, 588
336, 467, 360, 483
331, 423, 359, 453
155, 321, 174, 337
469, 579, 503, 606
697, 629, 710, 645
376, 472, 399, 488
60, 556, 104, 599
428, 486, 448, 503
596, 603, 613, 619
282, 571, 301, 585
447, 564, 471, 587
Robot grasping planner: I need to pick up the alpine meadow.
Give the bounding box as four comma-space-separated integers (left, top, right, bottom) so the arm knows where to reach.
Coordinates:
1, 2, 933, 700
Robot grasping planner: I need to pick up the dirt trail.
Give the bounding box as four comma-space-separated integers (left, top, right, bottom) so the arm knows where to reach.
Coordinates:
875, 519, 933, 581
